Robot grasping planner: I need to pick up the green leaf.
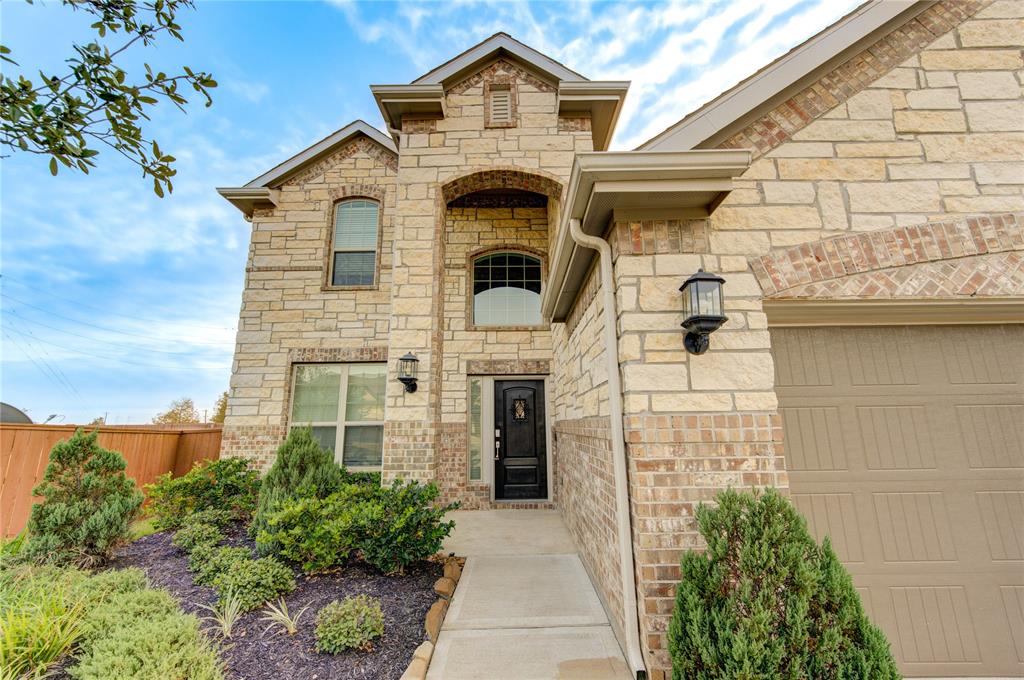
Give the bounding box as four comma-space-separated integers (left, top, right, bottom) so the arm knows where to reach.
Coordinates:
153, 178, 164, 198
49, 157, 57, 175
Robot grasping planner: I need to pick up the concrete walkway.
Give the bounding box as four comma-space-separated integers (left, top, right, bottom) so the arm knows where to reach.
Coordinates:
427, 510, 630, 680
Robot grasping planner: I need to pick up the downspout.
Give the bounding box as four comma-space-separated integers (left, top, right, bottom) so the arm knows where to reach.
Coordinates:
568, 217, 647, 679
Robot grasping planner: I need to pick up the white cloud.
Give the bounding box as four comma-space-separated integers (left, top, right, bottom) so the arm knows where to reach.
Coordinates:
224, 78, 271, 104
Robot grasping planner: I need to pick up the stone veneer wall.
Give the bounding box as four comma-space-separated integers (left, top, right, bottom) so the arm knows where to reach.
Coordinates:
551, 265, 625, 638
624, 3, 1022, 676
221, 138, 397, 467
381, 57, 593, 485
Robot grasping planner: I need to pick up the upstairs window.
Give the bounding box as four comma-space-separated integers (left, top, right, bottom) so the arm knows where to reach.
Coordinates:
473, 252, 542, 326
486, 83, 515, 128
331, 199, 378, 286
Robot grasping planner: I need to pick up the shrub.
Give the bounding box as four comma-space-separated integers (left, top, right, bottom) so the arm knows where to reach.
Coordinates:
314, 595, 384, 654
198, 590, 244, 638
24, 429, 144, 567
146, 457, 260, 530
172, 523, 223, 553
189, 508, 236, 529
70, 612, 222, 680
356, 480, 458, 575
77, 588, 180, 647
259, 480, 458, 575
256, 484, 379, 573
70, 567, 148, 608
0, 566, 84, 679
188, 546, 251, 586
251, 427, 347, 547
668, 489, 900, 680
210, 556, 295, 612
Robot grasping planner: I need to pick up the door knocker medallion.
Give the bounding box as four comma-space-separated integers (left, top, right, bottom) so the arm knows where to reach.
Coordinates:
512, 398, 528, 422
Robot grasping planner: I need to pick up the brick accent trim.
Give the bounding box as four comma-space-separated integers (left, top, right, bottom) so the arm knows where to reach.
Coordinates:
609, 218, 710, 259
465, 359, 549, 375
717, 0, 991, 157
448, 58, 557, 95
281, 137, 397, 185
441, 166, 564, 203
288, 346, 388, 363
752, 213, 1024, 297
328, 184, 385, 202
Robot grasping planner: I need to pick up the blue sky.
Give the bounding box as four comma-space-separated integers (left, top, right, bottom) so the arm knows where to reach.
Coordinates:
1, 0, 860, 424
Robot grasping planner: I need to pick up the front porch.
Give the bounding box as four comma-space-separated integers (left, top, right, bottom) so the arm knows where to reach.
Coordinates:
427, 510, 630, 680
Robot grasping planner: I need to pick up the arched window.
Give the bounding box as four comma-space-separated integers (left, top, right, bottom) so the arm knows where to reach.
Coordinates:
472, 252, 542, 326
330, 199, 379, 286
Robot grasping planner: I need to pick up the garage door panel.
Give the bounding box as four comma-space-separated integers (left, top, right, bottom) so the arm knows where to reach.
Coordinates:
773, 324, 1024, 677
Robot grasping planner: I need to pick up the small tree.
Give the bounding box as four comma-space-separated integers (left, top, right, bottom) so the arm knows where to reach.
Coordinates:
251, 427, 345, 547
24, 429, 144, 567
152, 397, 200, 424
669, 488, 900, 680
211, 391, 228, 424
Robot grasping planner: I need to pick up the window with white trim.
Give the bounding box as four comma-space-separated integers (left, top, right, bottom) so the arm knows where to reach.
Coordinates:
290, 363, 385, 469
472, 252, 542, 326
330, 199, 378, 286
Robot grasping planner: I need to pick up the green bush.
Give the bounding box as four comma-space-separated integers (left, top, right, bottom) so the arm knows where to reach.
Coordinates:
256, 483, 379, 573
189, 508, 236, 529
24, 429, 144, 568
668, 489, 900, 680
258, 480, 458, 575
69, 567, 148, 608
188, 545, 251, 587
356, 480, 458, 574
251, 427, 347, 547
146, 457, 260, 530
77, 588, 180, 647
172, 523, 223, 553
70, 611, 222, 680
314, 595, 384, 654
210, 556, 295, 612
0, 566, 85, 680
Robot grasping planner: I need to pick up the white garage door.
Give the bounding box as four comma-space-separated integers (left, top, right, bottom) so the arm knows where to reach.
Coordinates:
772, 324, 1024, 678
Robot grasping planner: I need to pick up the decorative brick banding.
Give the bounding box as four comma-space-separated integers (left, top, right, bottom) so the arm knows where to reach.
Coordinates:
752, 213, 1024, 297
609, 218, 710, 259
288, 346, 388, 363
441, 167, 564, 204
718, 0, 991, 157
282, 137, 397, 184
465, 359, 549, 375
329, 184, 385, 202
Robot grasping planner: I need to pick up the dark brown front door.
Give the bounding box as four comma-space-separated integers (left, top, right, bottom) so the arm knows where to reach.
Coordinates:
494, 380, 547, 500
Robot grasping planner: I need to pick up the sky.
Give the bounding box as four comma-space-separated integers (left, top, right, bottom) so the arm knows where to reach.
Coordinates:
0, 0, 861, 425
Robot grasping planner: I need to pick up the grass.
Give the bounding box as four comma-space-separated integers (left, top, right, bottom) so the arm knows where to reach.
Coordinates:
130, 517, 159, 541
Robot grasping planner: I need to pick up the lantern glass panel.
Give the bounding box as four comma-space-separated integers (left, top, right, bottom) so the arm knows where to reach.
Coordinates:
696, 280, 717, 316
399, 357, 416, 380
682, 283, 692, 318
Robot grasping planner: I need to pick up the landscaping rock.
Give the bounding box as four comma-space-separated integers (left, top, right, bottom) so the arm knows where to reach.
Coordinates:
443, 559, 462, 583
434, 576, 456, 599
425, 599, 449, 641
399, 658, 428, 680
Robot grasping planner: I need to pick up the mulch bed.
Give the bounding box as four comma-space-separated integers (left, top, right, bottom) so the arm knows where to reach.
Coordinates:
100, 524, 442, 680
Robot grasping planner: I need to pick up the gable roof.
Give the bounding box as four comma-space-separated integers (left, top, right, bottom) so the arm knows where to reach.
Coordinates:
243, 120, 396, 189
638, 0, 929, 151
217, 120, 396, 216
412, 32, 588, 87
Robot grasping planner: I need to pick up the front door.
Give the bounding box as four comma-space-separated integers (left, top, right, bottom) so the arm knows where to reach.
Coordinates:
494, 380, 547, 500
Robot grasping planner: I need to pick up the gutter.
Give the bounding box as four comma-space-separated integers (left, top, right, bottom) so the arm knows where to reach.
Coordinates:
567, 217, 647, 680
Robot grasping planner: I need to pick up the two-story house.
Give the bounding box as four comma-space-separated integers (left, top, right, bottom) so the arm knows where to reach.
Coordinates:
217, 2, 1023, 677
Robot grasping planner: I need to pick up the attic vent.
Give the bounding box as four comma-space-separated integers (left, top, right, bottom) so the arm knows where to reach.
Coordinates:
487, 84, 515, 127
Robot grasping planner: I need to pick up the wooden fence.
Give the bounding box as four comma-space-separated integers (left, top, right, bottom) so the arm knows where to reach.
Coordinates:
0, 424, 222, 537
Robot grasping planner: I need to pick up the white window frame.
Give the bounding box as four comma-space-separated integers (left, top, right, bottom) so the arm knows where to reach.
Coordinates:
468, 375, 552, 502
329, 199, 380, 288
288, 362, 386, 472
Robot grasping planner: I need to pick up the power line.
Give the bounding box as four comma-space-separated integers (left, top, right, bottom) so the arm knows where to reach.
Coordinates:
5, 316, 84, 399
2, 328, 78, 400
0, 274, 237, 332
3, 308, 231, 357
3, 325, 232, 372
1, 293, 234, 347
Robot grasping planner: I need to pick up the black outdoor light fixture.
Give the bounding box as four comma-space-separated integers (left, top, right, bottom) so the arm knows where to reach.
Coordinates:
397, 353, 419, 393
680, 269, 727, 355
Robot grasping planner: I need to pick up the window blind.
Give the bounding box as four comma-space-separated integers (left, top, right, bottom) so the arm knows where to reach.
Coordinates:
333, 200, 378, 249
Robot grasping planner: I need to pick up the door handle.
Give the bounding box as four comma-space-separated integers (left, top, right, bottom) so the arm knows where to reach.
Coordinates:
494, 439, 500, 460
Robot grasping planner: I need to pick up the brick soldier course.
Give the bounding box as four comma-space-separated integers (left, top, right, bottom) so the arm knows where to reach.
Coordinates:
218, 2, 1024, 677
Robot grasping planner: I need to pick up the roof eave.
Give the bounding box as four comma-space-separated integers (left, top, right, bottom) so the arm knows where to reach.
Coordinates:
637, 0, 928, 151
557, 81, 630, 152
370, 84, 447, 138
412, 32, 587, 86
542, 150, 752, 321
216, 187, 280, 218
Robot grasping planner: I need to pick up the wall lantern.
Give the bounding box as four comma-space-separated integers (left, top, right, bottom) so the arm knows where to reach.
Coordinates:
680, 269, 727, 355
397, 353, 419, 393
